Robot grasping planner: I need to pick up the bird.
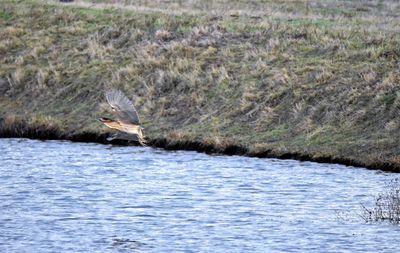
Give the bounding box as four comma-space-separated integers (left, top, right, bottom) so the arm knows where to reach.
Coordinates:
99, 89, 146, 146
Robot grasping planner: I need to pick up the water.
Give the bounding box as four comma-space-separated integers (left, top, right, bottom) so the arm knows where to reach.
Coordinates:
0, 138, 399, 252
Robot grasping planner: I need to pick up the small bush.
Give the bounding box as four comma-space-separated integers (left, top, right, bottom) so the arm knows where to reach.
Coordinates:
361, 179, 400, 224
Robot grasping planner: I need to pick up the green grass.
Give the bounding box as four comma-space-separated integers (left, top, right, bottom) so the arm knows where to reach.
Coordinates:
1, 0, 400, 170
0, 10, 13, 21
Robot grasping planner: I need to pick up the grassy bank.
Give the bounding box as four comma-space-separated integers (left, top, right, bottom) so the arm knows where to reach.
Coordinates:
1, 0, 400, 171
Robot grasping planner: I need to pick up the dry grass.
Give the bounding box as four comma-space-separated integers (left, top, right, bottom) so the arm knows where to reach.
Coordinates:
0, 0, 400, 170
54, 1, 400, 21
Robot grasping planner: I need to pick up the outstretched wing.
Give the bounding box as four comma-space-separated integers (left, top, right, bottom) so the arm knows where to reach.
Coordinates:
105, 89, 141, 125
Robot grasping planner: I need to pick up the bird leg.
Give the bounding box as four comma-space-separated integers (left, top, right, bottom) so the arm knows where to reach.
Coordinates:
138, 137, 147, 146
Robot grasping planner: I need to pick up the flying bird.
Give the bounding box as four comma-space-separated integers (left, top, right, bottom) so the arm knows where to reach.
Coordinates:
99, 89, 146, 146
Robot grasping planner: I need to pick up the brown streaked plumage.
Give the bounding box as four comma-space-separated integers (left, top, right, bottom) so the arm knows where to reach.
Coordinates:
99, 89, 146, 145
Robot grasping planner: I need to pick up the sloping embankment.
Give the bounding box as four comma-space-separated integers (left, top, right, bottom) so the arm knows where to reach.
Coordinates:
1, 0, 400, 172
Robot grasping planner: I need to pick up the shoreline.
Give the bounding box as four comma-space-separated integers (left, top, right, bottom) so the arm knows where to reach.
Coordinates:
1, 118, 398, 173
1, 1, 400, 174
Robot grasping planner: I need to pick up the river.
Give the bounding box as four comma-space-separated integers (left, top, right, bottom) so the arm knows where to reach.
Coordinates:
0, 138, 399, 252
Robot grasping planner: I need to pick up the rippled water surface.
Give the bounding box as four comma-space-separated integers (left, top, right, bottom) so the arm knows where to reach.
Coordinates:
1, 138, 400, 252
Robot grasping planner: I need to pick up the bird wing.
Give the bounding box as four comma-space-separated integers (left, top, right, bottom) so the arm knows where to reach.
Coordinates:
108, 131, 139, 142
105, 89, 141, 125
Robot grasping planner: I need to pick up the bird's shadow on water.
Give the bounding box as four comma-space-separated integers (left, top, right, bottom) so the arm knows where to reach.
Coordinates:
109, 236, 152, 252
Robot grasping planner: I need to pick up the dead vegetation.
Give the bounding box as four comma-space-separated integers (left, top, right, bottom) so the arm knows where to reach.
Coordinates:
361, 179, 400, 224
0, 0, 400, 171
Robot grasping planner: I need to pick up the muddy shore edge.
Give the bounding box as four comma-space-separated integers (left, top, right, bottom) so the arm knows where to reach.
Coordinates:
1, 118, 398, 173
